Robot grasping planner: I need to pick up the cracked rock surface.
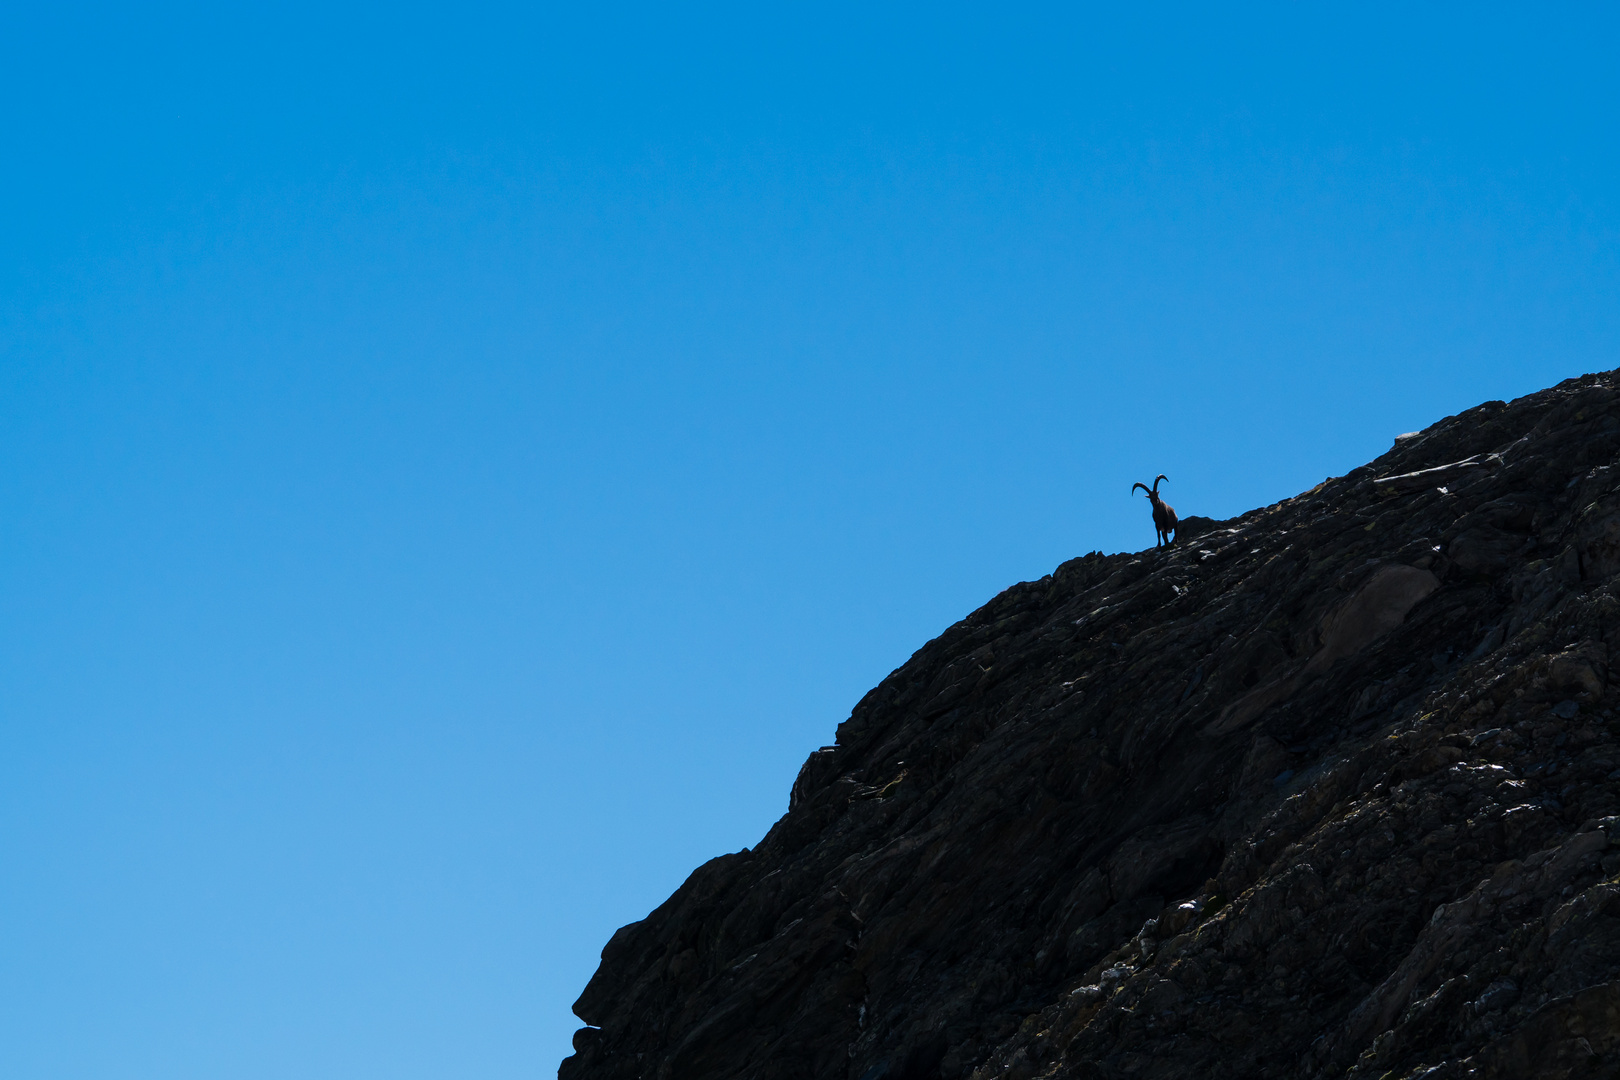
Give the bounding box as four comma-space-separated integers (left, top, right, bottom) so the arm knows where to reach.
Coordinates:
562, 371, 1620, 1080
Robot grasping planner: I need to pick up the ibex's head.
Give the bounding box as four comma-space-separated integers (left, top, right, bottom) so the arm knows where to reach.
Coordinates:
1132, 476, 1169, 502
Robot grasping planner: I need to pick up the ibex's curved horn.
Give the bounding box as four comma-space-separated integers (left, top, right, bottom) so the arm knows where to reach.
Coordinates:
1131, 482, 1150, 497
1152, 474, 1169, 493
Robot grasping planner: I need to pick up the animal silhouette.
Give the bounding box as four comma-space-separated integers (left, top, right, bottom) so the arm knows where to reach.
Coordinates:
1132, 474, 1178, 548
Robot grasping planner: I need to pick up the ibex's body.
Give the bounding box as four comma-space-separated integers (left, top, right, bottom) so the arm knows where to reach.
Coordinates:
1132, 474, 1177, 548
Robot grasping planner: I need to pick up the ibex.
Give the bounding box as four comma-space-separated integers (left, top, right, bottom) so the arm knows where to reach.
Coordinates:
1132, 474, 1177, 548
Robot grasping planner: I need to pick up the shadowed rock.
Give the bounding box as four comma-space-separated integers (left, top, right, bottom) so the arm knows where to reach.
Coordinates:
563, 370, 1620, 1080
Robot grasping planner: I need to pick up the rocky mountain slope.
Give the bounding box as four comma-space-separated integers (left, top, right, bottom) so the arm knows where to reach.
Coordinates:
562, 371, 1620, 1080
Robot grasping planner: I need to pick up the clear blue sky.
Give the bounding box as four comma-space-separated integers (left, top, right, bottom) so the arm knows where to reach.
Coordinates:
2, 4, 1616, 1077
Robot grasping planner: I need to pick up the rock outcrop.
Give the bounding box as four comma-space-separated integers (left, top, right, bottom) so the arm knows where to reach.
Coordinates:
562, 371, 1620, 1080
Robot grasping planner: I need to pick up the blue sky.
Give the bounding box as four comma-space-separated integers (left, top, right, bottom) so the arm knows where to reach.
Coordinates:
3, 4, 1618, 1077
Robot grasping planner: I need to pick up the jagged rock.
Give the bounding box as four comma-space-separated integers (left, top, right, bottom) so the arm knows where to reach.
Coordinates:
562, 371, 1620, 1080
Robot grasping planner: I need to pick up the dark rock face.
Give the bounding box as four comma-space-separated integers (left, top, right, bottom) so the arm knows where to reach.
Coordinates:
561, 372, 1620, 1080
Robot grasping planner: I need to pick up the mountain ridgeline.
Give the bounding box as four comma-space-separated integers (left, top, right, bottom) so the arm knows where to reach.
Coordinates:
563, 372, 1620, 1080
